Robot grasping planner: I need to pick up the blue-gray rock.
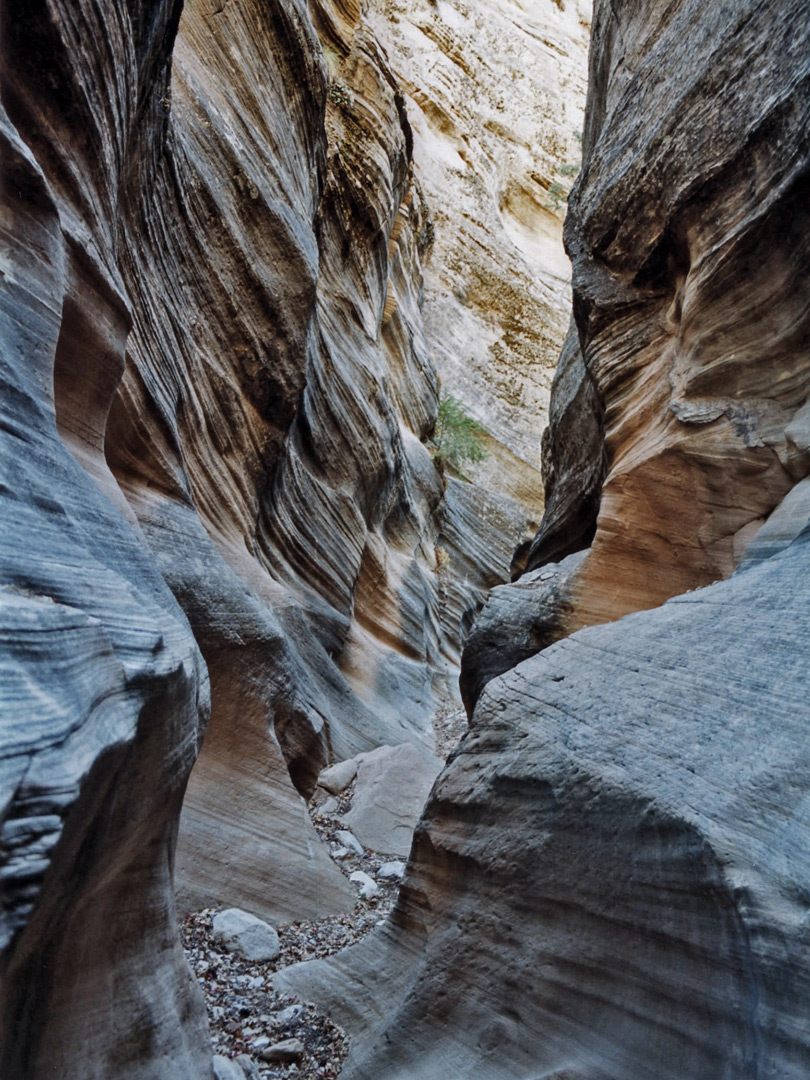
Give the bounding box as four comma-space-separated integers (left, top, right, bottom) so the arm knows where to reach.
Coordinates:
212, 909, 280, 962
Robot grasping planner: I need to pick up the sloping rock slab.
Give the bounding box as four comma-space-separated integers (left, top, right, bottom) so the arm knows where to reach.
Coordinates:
340, 744, 443, 857
279, 528, 810, 1079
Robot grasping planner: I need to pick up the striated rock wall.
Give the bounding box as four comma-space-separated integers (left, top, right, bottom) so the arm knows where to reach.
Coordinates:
364, 0, 591, 514
464, 0, 810, 707
1, 0, 582, 1073
0, 2, 212, 1076
118, 0, 539, 924
280, 2, 810, 1078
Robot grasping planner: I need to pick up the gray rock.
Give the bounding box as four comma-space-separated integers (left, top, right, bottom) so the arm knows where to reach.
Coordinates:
460, 549, 587, 713
273, 1005, 304, 1028
235, 1057, 261, 1080
212, 909, 280, 962
319, 796, 340, 816
335, 830, 365, 857
377, 861, 406, 881
340, 744, 444, 857
317, 759, 358, 795
282, 531, 810, 1080
349, 871, 380, 900
213, 1057, 247, 1080
259, 1039, 305, 1064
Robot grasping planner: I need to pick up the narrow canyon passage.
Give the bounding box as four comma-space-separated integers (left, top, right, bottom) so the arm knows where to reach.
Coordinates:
2, 1, 810, 1079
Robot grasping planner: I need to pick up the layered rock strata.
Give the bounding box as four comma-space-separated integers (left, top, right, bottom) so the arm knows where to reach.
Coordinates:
279, 2, 810, 1077
364, 0, 592, 512
120, 0, 535, 923
0, 2, 211, 1076
464, 0, 810, 707
1, 0, 579, 1073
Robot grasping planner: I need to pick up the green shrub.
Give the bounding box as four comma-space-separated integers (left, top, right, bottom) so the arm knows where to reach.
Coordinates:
328, 83, 352, 109
431, 393, 488, 474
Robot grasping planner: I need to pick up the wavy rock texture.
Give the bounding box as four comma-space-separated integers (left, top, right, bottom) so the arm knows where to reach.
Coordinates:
282, 530, 810, 1080
113, 0, 540, 924
364, 0, 591, 512
2, 8, 582, 1078
0, 1, 211, 1077
279, 2, 810, 1077
465, 0, 810, 707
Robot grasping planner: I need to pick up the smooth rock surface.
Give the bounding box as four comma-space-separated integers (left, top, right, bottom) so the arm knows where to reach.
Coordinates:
340, 744, 444, 857
281, 529, 810, 1080
349, 872, 380, 900
378, 861, 406, 881
259, 1039, 305, 1064
318, 760, 359, 796
211, 909, 281, 963
279, 3, 810, 1079
336, 831, 365, 858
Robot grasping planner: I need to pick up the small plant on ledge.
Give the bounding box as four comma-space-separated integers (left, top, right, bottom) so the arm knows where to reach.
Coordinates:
328, 82, 352, 109
430, 393, 489, 476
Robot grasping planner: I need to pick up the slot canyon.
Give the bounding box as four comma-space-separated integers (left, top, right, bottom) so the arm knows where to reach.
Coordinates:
2, 0, 809, 1078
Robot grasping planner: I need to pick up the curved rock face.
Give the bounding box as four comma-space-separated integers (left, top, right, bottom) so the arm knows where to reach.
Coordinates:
464, 0, 810, 709
3, 4, 581, 1074
279, 2, 810, 1077
284, 530, 810, 1080
0, 1, 211, 1077
364, 0, 591, 511
111, 0, 539, 923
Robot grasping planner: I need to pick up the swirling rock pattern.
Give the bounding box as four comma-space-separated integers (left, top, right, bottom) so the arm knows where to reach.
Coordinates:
116, 0, 538, 923
279, 2, 810, 1077
283, 531, 810, 1079
1, 0, 579, 1072
0, 2, 211, 1077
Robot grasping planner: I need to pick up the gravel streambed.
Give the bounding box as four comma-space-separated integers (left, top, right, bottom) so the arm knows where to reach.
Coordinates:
182, 716, 468, 1079
181, 789, 403, 1079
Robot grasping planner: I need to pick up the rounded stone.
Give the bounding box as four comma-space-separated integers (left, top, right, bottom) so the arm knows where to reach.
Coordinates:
211, 908, 281, 962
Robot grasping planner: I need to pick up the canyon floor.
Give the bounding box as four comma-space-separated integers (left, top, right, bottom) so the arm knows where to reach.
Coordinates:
182, 708, 469, 1079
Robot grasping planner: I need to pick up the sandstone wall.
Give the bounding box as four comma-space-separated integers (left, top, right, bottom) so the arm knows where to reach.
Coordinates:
0, 2, 212, 1076
0, 0, 582, 1073
463, 0, 810, 707
364, 0, 591, 514
280, 3, 810, 1078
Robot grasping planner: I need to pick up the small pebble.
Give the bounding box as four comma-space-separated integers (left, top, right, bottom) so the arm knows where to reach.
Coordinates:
349, 870, 379, 899
378, 861, 406, 881
259, 1038, 306, 1063
335, 830, 364, 857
